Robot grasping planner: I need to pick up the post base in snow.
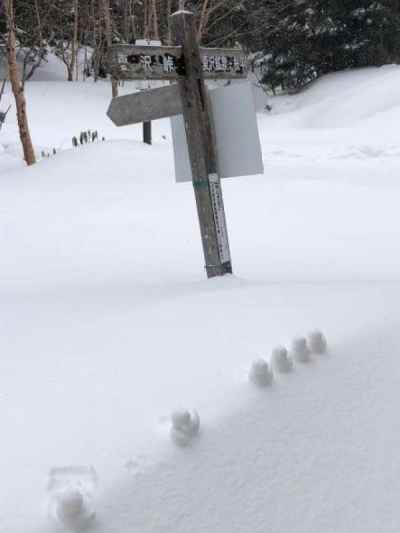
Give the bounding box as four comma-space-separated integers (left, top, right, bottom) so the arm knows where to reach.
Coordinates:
206, 261, 233, 278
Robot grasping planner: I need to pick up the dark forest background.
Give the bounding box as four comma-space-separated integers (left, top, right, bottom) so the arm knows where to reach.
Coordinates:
1, 0, 400, 92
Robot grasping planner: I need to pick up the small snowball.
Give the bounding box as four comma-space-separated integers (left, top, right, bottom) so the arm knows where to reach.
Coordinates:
271, 346, 293, 373
308, 330, 328, 354
50, 489, 95, 531
291, 337, 311, 363
47, 467, 97, 531
249, 358, 273, 387
56, 491, 84, 523
171, 409, 192, 430
170, 409, 200, 447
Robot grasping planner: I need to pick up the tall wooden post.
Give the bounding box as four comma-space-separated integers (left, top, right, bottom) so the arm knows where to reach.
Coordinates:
170, 9, 232, 278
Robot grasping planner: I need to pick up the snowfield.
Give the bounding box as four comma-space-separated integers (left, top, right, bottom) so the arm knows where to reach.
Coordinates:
2, 64, 400, 532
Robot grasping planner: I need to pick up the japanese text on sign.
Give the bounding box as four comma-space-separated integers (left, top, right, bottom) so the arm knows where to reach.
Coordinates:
117, 53, 246, 75
109, 45, 248, 80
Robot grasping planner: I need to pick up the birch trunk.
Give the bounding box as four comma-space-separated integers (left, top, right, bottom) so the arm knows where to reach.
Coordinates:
5, 0, 36, 166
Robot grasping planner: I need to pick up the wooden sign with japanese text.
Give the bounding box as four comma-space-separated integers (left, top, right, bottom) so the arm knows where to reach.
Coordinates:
106, 10, 257, 278
108, 45, 248, 81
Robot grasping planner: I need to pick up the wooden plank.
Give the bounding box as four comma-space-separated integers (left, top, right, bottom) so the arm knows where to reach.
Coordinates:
108, 45, 183, 81
108, 44, 247, 81
171, 10, 232, 278
201, 48, 247, 79
107, 84, 183, 127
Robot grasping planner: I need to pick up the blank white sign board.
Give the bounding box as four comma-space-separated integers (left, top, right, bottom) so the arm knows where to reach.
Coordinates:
171, 82, 264, 183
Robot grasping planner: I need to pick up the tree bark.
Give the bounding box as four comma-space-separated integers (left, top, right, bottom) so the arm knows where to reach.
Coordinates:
102, 0, 118, 97
151, 0, 160, 41
167, 0, 173, 44
5, 0, 36, 166
70, 0, 79, 81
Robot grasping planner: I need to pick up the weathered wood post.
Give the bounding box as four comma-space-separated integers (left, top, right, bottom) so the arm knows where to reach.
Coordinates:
170, 9, 232, 278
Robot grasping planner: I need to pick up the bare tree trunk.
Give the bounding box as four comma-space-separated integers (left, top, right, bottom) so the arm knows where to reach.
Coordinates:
198, 0, 211, 42
144, 0, 150, 40
151, 0, 160, 41
33, 0, 44, 45
166, 0, 173, 44
5, 0, 36, 166
129, 0, 136, 43
102, 0, 118, 97
197, 0, 234, 43
70, 0, 79, 81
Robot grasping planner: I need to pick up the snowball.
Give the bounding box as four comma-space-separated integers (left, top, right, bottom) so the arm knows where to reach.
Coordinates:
171, 409, 192, 430
271, 346, 293, 373
56, 490, 84, 523
50, 489, 95, 531
170, 409, 200, 447
249, 358, 273, 387
308, 330, 328, 354
47, 467, 97, 531
291, 337, 311, 363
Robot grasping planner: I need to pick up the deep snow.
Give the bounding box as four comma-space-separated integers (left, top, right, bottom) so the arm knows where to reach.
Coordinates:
2, 65, 400, 532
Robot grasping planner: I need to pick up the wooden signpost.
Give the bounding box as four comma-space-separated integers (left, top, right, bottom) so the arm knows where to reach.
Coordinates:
107, 7, 250, 279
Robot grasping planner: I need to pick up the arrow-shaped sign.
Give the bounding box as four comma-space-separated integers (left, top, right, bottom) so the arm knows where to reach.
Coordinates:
107, 84, 183, 127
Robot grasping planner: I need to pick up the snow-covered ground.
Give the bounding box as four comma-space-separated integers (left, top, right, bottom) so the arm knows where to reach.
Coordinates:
2, 65, 400, 532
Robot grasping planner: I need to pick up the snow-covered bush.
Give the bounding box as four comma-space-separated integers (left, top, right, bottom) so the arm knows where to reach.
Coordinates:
72, 130, 103, 148
40, 148, 57, 159
249, 358, 273, 387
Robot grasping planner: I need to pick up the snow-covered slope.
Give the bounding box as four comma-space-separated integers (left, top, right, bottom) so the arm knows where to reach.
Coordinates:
2, 67, 400, 533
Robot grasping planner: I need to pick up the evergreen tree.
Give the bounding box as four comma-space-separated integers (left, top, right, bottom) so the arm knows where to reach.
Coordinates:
261, 0, 400, 92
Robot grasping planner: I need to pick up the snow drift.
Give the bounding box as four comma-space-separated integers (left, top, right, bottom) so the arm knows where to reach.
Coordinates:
2, 66, 400, 533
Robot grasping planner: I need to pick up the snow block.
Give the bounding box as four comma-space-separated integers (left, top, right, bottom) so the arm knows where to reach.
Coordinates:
291, 337, 311, 363
249, 358, 274, 387
271, 346, 293, 373
170, 409, 200, 447
308, 330, 328, 355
